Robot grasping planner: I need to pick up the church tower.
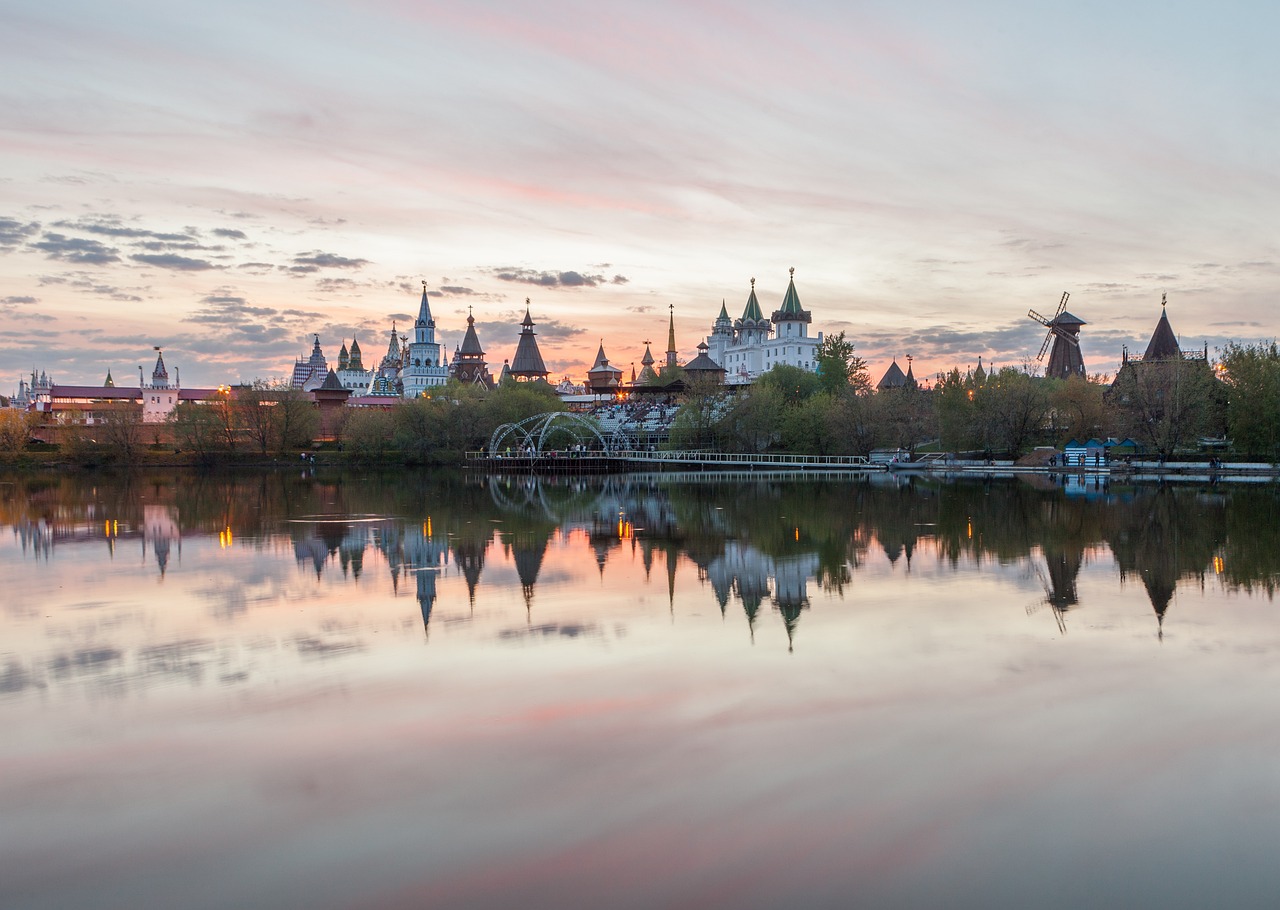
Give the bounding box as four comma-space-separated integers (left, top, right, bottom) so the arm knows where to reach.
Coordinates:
707, 300, 733, 368
449, 307, 493, 387
142, 348, 178, 423
508, 300, 549, 382
666, 304, 678, 368
404, 282, 449, 397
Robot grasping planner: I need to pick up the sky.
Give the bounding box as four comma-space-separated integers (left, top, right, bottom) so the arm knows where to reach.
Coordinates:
2, 0, 1278, 389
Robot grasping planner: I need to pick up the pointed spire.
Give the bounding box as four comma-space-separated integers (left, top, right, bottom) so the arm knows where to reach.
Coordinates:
510, 300, 548, 379
417, 280, 434, 327
741, 277, 764, 322
151, 348, 169, 389
779, 266, 802, 315
103, 369, 114, 388
1143, 294, 1181, 361
666, 304, 677, 367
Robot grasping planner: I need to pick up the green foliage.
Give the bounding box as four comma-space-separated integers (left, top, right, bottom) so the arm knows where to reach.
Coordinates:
342, 408, 395, 463
0, 411, 37, 454
754, 364, 823, 406
169, 402, 231, 464
668, 376, 732, 450
976, 367, 1052, 455
868, 385, 936, 453
934, 368, 978, 450
1048, 375, 1109, 444
815, 332, 871, 395
394, 395, 465, 463
1109, 358, 1223, 457
1220, 341, 1280, 460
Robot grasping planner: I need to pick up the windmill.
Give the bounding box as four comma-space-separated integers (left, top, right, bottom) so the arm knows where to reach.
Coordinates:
1028, 291, 1086, 380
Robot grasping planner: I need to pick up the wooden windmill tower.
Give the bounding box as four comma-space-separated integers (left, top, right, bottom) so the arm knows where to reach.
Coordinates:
1028, 292, 1086, 379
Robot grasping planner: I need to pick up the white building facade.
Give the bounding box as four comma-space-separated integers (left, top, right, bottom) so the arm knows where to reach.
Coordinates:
705, 269, 823, 385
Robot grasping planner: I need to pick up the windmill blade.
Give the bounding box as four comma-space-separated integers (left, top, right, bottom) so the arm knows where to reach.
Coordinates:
1028, 308, 1052, 328
1053, 291, 1069, 320
1052, 326, 1080, 347
1037, 329, 1054, 360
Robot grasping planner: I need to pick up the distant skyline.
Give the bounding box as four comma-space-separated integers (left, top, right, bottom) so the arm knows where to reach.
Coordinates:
3, 1, 1278, 389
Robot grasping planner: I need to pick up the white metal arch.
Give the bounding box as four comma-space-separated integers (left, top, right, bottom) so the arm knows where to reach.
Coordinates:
487, 412, 611, 457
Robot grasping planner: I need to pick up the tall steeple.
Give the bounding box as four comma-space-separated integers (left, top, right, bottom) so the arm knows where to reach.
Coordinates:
666, 304, 678, 368
404, 281, 449, 396
449, 306, 492, 387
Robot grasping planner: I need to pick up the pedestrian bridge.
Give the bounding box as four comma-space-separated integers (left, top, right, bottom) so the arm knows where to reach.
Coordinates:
466, 448, 877, 474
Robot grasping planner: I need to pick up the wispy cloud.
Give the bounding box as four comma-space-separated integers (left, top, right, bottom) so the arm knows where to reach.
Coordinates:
289, 251, 370, 273
31, 233, 120, 264
0, 218, 40, 249
490, 267, 625, 288
131, 253, 220, 271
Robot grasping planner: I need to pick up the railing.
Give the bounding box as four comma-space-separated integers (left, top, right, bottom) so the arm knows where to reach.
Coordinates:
466, 449, 874, 470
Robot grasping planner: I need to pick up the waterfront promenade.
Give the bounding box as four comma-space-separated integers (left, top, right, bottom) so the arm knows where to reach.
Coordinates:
465, 449, 1280, 479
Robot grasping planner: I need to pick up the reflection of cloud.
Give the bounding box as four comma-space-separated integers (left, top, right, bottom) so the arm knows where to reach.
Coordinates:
498, 622, 602, 641
294, 636, 364, 658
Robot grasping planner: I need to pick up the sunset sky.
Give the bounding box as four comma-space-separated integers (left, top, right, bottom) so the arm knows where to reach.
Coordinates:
2, 0, 1278, 389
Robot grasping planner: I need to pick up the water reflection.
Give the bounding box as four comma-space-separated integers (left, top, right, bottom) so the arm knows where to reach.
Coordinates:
4, 472, 1279, 645
6, 470, 1280, 908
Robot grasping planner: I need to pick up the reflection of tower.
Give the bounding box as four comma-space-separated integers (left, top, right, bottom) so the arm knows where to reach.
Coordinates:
1042, 543, 1084, 612
452, 536, 488, 611
509, 532, 550, 620
143, 503, 180, 577
416, 568, 439, 634
772, 554, 819, 652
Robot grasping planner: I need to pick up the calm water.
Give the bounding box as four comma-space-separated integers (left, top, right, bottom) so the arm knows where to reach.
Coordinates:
4, 469, 1280, 909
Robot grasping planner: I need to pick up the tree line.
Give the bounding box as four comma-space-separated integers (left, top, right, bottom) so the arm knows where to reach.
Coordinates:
3, 337, 1280, 465
670, 335, 1279, 460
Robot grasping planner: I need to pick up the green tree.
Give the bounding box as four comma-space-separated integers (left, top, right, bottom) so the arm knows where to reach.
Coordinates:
754, 364, 822, 406
824, 389, 877, 456
721, 385, 783, 452
275, 386, 320, 452
1220, 342, 1280, 460
0, 410, 37, 454
815, 332, 872, 395
669, 376, 731, 449
934, 368, 978, 451
976, 368, 1051, 455
342, 408, 396, 463
869, 386, 935, 453
97, 406, 147, 463
1049, 375, 1110, 444
169, 402, 228, 464
1110, 358, 1223, 457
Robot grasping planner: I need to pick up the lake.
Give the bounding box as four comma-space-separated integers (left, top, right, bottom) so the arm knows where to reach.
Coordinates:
3, 468, 1280, 909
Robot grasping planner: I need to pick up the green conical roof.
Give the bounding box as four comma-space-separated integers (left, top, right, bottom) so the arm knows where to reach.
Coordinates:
741, 279, 764, 321
779, 268, 803, 316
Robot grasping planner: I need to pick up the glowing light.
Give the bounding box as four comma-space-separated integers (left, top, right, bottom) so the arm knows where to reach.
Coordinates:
1214, 555, 1225, 574
795, 527, 800, 541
